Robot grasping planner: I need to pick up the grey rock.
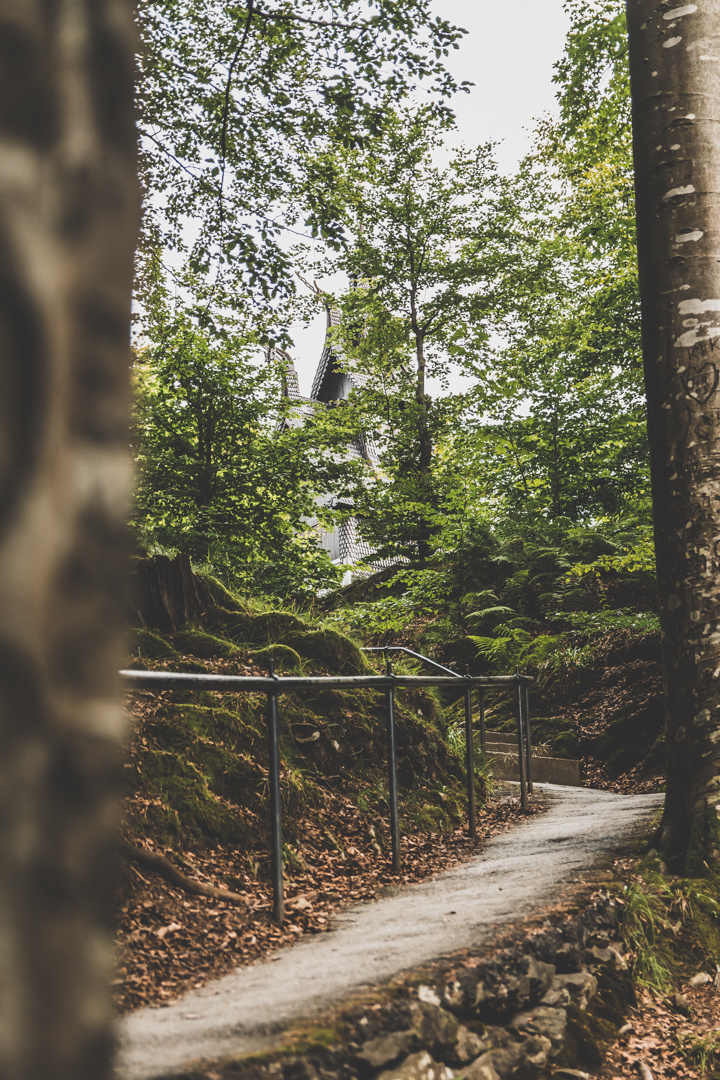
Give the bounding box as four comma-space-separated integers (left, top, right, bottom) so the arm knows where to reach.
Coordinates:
378, 1051, 454, 1080
671, 992, 691, 1017
541, 972, 597, 1010
456, 1054, 500, 1080
585, 945, 626, 970
355, 1031, 420, 1072
554, 1071, 590, 1080
510, 1007, 567, 1055
443, 969, 481, 1012
521, 1035, 552, 1071
473, 964, 532, 1022
468, 1049, 520, 1080
411, 1002, 459, 1058
443, 980, 465, 1012
540, 986, 570, 1008
418, 986, 443, 1007
523, 925, 563, 967
689, 971, 713, 987
520, 955, 555, 999
453, 1027, 491, 1065
283, 1061, 319, 1080
554, 941, 582, 974
585, 946, 613, 964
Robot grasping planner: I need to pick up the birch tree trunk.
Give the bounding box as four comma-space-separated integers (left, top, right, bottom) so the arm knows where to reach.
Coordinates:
627, 0, 720, 872
0, 0, 138, 1074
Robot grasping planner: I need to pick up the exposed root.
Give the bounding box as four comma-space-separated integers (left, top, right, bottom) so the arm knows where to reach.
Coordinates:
119, 841, 249, 909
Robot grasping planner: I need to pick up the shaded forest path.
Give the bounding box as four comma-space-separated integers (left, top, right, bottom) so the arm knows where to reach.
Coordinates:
115, 784, 662, 1080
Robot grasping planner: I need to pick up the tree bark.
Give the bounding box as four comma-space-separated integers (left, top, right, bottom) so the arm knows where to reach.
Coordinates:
627, 0, 720, 871
0, 0, 139, 1074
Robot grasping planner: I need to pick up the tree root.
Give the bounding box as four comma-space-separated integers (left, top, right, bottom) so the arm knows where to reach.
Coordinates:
119, 841, 249, 910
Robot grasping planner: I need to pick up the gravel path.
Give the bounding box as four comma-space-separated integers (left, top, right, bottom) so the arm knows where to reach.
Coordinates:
115, 784, 662, 1080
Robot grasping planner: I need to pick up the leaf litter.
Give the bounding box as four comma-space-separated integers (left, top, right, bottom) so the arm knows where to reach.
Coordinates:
115, 782, 543, 1014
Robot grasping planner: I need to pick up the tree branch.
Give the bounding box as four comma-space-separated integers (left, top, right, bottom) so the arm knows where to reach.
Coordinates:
253, 7, 359, 31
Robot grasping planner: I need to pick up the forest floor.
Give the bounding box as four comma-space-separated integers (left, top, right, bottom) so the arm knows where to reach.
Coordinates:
114, 788, 543, 1013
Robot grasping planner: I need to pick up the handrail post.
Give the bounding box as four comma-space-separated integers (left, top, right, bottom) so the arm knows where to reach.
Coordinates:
479, 686, 486, 751
515, 667, 528, 812
267, 660, 284, 923
385, 659, 401, 872
524, 682, 533, 795
464, 667, 476, 840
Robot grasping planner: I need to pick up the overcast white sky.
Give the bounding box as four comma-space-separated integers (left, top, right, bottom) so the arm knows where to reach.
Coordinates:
289, 0, 571, 395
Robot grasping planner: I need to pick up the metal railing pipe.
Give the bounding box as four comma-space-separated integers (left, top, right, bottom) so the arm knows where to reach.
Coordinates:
267, 662, 284, 923
119, 670, 533, 692
479, 687, 486, 752
464, 666, 476, 840
385, 659, 401, 872
515, 669, 528, 813
363, 646, 461, 679
524, 683, 533, 795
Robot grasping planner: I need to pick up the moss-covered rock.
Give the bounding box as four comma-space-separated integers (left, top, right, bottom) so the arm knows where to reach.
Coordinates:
211, 609, 310, 645
130, 628, 180, 661
174, 628, 240, 659
253, 644, 303, 672
284, 628, 370, 674
136, 749, 250, 847
198, 574, 249, 613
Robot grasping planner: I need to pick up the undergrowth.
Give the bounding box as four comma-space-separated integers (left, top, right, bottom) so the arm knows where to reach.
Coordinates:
613, 851, 720, 996
125, 573, 487, 865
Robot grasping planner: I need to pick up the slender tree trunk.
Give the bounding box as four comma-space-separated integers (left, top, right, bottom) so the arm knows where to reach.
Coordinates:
413, 330, 434, 563
627, 0, 720, 871
0, 0, 138, 1074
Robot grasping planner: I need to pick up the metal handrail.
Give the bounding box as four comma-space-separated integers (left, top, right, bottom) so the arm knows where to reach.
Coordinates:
119, 661, 534, 925
362, 645, 461, 678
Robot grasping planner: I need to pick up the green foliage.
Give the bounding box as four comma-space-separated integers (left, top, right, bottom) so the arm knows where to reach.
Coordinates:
556, 608, 660, 636
132, 294, 350, 598
677, 1031, 720, 1077
617, 881, 672, 991
302, 108, 499, 562
566, 534, 656, 581
137, 0, 468, 306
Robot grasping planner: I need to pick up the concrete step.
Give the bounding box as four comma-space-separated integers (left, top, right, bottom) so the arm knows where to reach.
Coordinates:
482, 747, 581, 787
484, 740, 555, 758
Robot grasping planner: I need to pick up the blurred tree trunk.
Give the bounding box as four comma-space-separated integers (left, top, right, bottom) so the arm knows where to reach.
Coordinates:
0, 0, 138, 1074
627, 1, 720, 872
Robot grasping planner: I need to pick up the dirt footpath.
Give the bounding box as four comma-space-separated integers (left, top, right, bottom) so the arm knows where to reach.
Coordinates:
115, 784, 662, 1080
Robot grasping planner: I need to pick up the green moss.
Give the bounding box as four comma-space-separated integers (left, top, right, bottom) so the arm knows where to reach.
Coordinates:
174, 628, 241, 659
252, 644, 303, 672
137, 750, 250, 847
130, 628, 180, 661
284, 628, 370, 674
198, 574, 249, 613
215, 610, 310, 645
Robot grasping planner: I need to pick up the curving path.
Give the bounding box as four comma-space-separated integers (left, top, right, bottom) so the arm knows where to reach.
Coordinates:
115, 784, 662, 1080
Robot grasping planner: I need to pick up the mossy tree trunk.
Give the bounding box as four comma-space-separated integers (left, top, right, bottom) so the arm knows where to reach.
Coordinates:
0, 0, 138, 1074
627, 0, 720, 871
